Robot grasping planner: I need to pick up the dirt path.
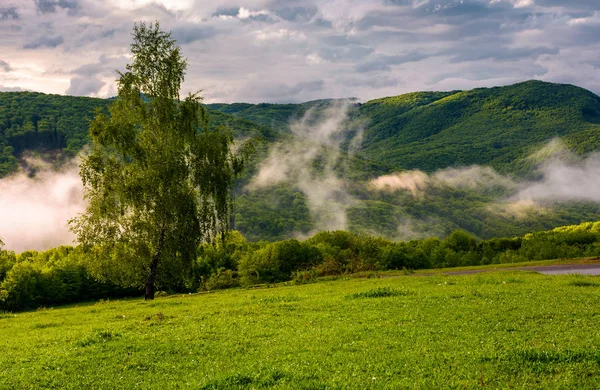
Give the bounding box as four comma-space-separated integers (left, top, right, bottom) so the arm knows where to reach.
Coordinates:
438, 262, 600, 276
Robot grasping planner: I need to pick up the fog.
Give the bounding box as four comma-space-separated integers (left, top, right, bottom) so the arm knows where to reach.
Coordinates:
370, 140, 600, 223
370, 165, 517, 197
3, 135, 600, 252
0, 160, 84, 252
249, 101, 362, 232
369, 170, 429, 197
516, 153, 600, 202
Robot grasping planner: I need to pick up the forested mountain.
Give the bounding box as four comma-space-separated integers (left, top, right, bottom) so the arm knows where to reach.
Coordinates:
0, 92, 107, 176
0, 92, 279, 176
359, 80, 600, 176
2, 80, 600, 242
209, 80, 600, 176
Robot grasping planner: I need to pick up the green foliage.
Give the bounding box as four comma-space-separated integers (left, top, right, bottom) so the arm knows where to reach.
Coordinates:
204, 268, 240, 291
5, 220, 600, 311
0, 247, 138, 311
381, 241, 430, 270
444, 230, 478, 252
206, 99, 344, 135
194, 231, 248, 290
234, 185, 313, 241
0, 247, 16, 282
238, 239, 322, 285
0, 92, 108, 176
70, 23, 247, 299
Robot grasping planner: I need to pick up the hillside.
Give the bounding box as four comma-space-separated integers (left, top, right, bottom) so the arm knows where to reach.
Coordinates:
2, 267, 600, 388
359, 80, 600, 175
0, 92, 278, 177
207, 80, 600, 176
3, 81, 599, 178
1, 81, 600, 243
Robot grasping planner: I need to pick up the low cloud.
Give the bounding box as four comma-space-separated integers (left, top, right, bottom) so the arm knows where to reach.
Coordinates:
370, 170, 429, 197
395, 215, 447, 241
370, 139, 600, 225
516, 153, 600, 202
249, 100, 363, 232
65, 76, 105, 96
0, 85, 30, 92
433, 166, 516, 191
0, 159, 84, 253
370, 165, 516, 197
488, 199, 547, 219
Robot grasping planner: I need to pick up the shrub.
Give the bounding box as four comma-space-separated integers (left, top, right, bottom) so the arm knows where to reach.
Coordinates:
444, 230, 478, 253
0, 249, 16, 282
0, 262, 43, 311
292, 269, 318, 284
315, 256, 344, 276
205, 268, 240, 291
238, 240, 323, 286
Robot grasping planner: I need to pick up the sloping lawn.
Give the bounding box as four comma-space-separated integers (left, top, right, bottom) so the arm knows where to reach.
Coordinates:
2, 270, 600, 389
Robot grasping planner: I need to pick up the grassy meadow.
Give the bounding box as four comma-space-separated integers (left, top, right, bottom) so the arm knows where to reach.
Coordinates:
2, 267, 600, 389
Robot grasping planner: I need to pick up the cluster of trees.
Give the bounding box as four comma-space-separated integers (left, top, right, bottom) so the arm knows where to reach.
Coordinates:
0, 246, 139, 311
0, 92, 108, 175
3, 222, 600, 312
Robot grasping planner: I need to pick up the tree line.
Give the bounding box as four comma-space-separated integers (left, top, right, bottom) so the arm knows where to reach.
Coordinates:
2, 221, 600, 312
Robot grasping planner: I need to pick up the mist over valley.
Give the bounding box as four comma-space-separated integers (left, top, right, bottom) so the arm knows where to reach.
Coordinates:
1, 81, 600, 250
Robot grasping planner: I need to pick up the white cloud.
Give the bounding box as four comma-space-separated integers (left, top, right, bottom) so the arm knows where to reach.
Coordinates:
306, 53, 326, 65
253, 28, 305, 42
106, 0, 196, 12
511, 0, 535, 8
0, 0, 599, 102
237, 7, 271, 20
489, 0, 535, 8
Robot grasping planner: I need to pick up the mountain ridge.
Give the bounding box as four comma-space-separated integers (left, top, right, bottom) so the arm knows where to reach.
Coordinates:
1, 80, 600, 243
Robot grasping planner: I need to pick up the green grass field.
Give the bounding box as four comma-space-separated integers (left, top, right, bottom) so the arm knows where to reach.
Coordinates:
2, 268, 600, 389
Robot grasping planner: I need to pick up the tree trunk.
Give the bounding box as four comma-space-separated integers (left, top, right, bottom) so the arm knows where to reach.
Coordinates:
145, 228, 165, 300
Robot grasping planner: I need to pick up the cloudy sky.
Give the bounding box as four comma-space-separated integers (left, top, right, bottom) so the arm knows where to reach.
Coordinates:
0, 0, 599, 103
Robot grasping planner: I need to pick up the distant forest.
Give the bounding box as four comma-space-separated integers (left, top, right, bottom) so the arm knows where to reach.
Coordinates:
1, 80, 600, 243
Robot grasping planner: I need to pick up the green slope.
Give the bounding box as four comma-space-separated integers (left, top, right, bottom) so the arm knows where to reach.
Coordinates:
0, 92, 279, 177
206, 99, 347, 134
358, 80, 600, 175
0, 92, 107, 175
1, 81, 600, 243
4, 81, 599, 177
208, 80, 600, 175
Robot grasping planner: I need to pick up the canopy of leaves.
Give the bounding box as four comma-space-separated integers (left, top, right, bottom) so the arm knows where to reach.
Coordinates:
70, 23, 246, 291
